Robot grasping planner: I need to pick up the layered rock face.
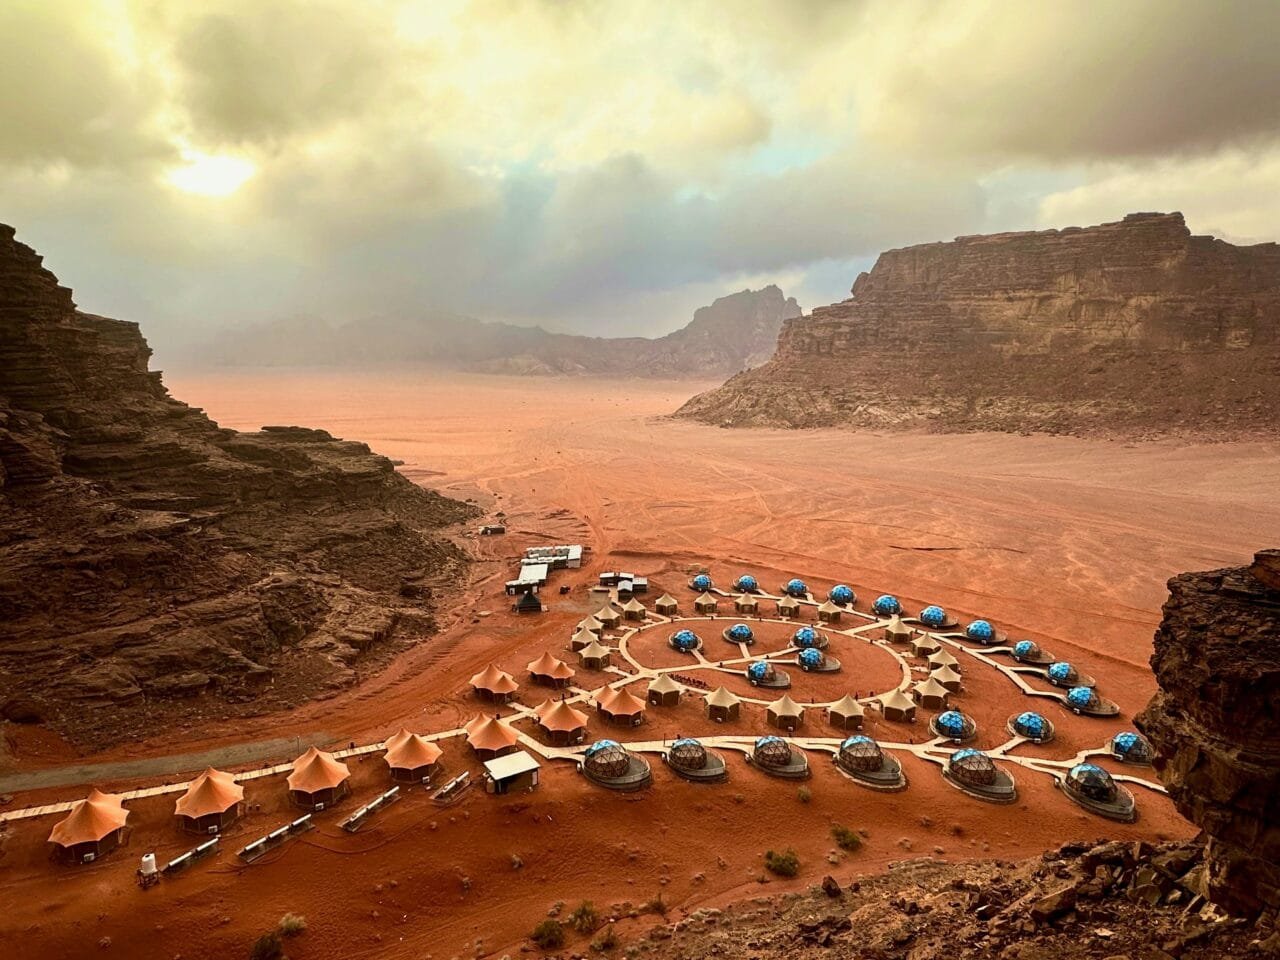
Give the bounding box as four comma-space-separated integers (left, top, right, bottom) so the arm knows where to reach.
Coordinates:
208, 286, 800, 379
678, 213, 1280, 437
1138, 550, 1280, 917
0, 224, 476, 748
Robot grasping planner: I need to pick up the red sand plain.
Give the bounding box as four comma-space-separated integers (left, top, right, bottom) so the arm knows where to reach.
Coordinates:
3, 369, 1278, 959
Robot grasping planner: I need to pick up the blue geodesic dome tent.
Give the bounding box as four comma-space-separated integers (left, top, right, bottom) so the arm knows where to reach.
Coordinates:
949, 747, 997, 786
839, 735, 882, 771
793, 626, 819, 648
727, 623, 754, 642
670, 629, 700, 652
1013, 640, 1039, 660
669, 737, 707, 771
1067, 762, 1116, 801
829, 584, 855, 605
691, 574, 713, 591
754, 735, 792, 766
874, 594, 901, 616
1067, 686, 1095, 708
734, 574, 759, 592
585, 738, 620, 758
1112, 731, 1152, 762
935, 710, 970, 738
920, 605, 947, 627
1048, 661, 1075, 683
1013, 711, 1047, 738
798, 647, 824, 669
783, 578, 808, 597
747, 661, 773, 681
965, 619, 995, 641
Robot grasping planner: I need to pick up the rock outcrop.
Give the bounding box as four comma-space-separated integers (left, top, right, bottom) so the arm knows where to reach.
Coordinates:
678, 213, 1280, 438
1138, 549, 1280, 918
0, 224, 477, 748
205, 286, 801, 379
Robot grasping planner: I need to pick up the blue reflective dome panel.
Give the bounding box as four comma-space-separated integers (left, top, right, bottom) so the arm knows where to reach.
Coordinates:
920, 605, 946, 627
936, 711, 968, 736
673, 737, 701, 750
951, 747, 985, 766
728, 624, 754, 641
793, 626, 818, 647
829, 584, 855, 605
586, 739, 621, 757
691, 574, 713, 591
798, 648, 824, 668
1014, 711, 1046, 737
841, 735, 875, 751
671, 629, 699, 651
966, 620, 994, 641
756, 735, 785, 749
1067, 686, 1094, 707
747, 661, 771, 680
1013, 640, 1037, 659
735, 575, 759, 592
874, 595, 902, 616
784, 578, 808, 596
1048, 661, 1074, 682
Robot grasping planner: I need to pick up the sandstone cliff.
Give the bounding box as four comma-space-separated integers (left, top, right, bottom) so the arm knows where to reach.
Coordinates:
205, 286, 800, 379
0, 224, 477, 749
1138, 549, 1280, 918
678, 213, 1280, 437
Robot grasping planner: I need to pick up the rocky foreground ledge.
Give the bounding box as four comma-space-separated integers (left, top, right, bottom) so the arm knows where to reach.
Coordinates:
0, 224, 477, 748
678, 213, 1280, 439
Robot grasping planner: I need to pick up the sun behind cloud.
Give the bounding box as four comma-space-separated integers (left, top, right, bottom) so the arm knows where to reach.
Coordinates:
165, 149, 255, 198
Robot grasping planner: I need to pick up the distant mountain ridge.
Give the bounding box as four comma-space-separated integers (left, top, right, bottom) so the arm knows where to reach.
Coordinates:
206, 285, 801, 379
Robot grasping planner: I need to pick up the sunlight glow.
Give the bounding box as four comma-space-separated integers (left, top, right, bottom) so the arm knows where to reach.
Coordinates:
165, 151, 256, 198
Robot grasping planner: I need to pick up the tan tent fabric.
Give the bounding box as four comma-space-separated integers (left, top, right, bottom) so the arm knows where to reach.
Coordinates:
384, 733, 443, 770
471, 662, 519, 696
776, 596, 801, 614
695, 591, 718, 605
579, 638, 612, 660
929, 648, 960, 670
287, 747, 351, 794
49, 789, 128, 847
879, 688, 916, 712
913, 676, 951, 701
174, 768, 244, 819
767, 693, 804, 718
828, 694, 865, 718
705, 686, 741, 709
595, 605, 621, 624
817, 601, 841, 615
597, 686, 646, 717
933, 664, 963, 690
579, 615, 604, 633
465, 714, 520, 752
654, 593, 679, 612
734, 593, 758, 610
885, 615, 912, 639
385, 727, 413, 751
622, 598, 646, 614
538, 699, 589, 733
528, 651, 575, 681
647, 674, 681, 696
569, 628, 596, 651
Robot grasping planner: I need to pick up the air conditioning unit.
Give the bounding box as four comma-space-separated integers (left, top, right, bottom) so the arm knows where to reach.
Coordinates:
314, 802, 325, 812
83, 852, 96, 863
207, 825, 219, 835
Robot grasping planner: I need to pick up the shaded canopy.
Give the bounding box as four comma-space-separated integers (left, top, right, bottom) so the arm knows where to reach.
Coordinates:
928, 648, 960, 669
579, 637, 612, 660
654, 593, 678, 609
647, 674, 681, 696
695, 591, 718, 606
933, 664, 963, 687
705, 686, 741, 709
385, 732, 443, 770
828, 694, 865, 719
174, 768, 243, 819
914, 676, 950, 701
537, 699, 589, 733
817, 600, 841, 615
471, 662, 519, 695
622, 597, 647, 614
597, 686, 646, 717
465, 714, 520, 752
287, 747, 351, 794
879, 689, 916, 713
595, 605, 621, 622
528, 650, 575, 681
579, 615, 604, 632
768, 693, 804, 718
49, 789, 128, 847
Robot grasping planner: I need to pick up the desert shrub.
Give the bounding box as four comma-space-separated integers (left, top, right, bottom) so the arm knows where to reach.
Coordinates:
277, 914, 307, 937
250, 931, 284, 960
764, 848, 800, 877
569, 900, 599, 934
831, 824, 862, 851
643, 892, 668, 916
592, 924, 620, 951
796, 785, 812, 803
531, 919, 566, 949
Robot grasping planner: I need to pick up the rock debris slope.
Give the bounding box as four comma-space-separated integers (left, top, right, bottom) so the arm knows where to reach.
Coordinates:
0, 224, 476, 748
678, 213, 1280, 438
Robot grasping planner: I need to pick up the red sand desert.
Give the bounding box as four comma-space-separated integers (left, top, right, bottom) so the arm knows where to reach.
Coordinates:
2, 370, 1278, 959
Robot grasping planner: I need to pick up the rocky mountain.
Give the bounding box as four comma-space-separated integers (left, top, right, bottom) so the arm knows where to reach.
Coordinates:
678, 213, 1280, 438
1138, 548, 1280, 917
0, 224, 477, 749
205, 286, 800, 378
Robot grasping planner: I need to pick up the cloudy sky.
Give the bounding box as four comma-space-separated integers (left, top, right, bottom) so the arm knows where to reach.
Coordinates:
2, 0, 1278, 361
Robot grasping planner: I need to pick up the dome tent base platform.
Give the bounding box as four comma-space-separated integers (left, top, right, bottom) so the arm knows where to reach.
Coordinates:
1005, 716, 1056, 744
941, 768, 1018, 804
663, 752, 728, 783
581, 755, 653, 792
748, 674, 792, 690
1058, 779, 1137, 823
834, 755, 907, 792
748, 755, 810, 780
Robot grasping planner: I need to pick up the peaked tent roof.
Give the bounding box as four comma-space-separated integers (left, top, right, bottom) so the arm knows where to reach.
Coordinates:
933, 664, 963, 685
537, 699, 589, 732
528, 650, 575, 680
648, 674, 681, 695
579, 615, 604, 632
287, 747, 351, 794
705, 685, 742, 708
695, 591, 719, 605
595, 605, 620, 620
914, 676, 951, 699
622, 597, 646, 613
49, 789, 129, 847
828, 694, 865, 716
879, 688, 916, 712
817, 600, 841, 613
654, 593, 678, 606
465, 714, 520, 752
885, 614, 911, 633
597, 686, 646, 716
471, 662, 519, 695
579, 637, 612, 659
384, 733, 444, 770
174, 768, 244, 819
385, 727, 413, 750
768, 693, 805, 717
776, 595, 801, 609
735, 592, 758, 604
929, 648, 960, 668
515, 592, 542, 611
